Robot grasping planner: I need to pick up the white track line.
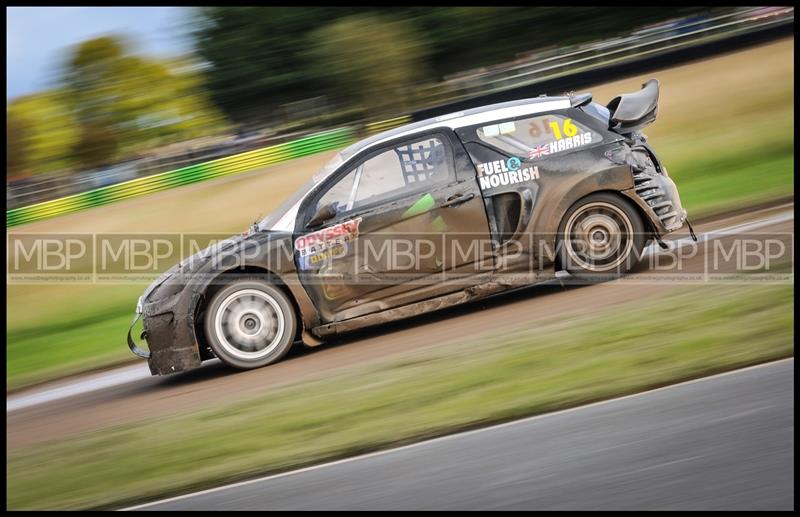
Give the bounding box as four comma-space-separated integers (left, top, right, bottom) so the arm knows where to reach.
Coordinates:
7, 209, 794, 413
121, 357, 794, 511
642, 210, 794, 257
6, 363, 152, 413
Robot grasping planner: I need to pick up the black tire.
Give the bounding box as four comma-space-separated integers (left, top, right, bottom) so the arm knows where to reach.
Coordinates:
556, 192, 647, 279
204, 278, 297, 370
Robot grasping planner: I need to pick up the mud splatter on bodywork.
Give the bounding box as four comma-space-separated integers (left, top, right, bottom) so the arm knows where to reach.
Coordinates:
131, 82, 688, 376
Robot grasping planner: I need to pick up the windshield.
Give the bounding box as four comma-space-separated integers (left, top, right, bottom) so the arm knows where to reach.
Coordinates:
257, 152, 346, 230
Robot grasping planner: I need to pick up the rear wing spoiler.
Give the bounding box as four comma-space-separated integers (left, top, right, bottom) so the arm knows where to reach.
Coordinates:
606, 79, 660, 134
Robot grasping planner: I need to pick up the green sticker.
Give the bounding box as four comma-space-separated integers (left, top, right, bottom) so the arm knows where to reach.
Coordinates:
431, 215, 447, 233
402, 193, 436, 219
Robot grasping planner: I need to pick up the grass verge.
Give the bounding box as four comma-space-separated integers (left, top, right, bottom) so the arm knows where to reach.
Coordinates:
7, 284, 793, 510
669, 143, 793, 219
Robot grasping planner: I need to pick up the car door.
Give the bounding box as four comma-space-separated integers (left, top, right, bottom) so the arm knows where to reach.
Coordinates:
295, 130, 494, 323
455, 109, 606, 276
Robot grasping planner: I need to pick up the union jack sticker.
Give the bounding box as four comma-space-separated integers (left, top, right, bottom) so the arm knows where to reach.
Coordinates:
528, 144, 550, 160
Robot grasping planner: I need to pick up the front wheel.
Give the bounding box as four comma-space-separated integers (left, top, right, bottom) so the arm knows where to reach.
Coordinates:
557, 193, 647, 279
204, 278, 297, 370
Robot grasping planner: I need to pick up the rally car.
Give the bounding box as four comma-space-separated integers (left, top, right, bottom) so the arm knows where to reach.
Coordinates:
129, 79, 691, 375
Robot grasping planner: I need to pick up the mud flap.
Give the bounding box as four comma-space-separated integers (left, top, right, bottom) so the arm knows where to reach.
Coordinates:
654, 236, 670, 250
127, 313, 151, 359
686, 218, 698, 242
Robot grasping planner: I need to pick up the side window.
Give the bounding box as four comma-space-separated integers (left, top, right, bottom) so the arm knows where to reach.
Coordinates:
476, 114, 601, 160
316, 136, 453, 215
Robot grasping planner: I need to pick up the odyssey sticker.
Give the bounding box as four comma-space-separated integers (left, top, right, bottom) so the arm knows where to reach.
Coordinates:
295, 217, 362, 268
476, 157, 539, 191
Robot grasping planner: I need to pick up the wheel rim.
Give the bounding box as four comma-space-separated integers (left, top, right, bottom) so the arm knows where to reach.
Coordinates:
213, 288, 285, 360
564, 201, 634, 272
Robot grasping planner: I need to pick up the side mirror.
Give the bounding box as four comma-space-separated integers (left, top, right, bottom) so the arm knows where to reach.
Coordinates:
306, 202, 338, 228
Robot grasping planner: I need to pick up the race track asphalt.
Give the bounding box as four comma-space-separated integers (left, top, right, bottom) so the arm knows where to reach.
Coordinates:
130, 359, 794, 510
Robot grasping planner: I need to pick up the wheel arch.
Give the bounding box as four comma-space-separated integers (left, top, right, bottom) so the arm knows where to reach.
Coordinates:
193, 265, 321, 359
552, 189, 652, 271
562, 189, 654, 233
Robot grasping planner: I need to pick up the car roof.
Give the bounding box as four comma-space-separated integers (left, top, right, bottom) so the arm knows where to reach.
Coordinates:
266, 95, 577, 233
342, 95, 572, 159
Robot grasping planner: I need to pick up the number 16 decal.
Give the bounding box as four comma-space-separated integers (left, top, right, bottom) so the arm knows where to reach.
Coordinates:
549, 118, 578, 140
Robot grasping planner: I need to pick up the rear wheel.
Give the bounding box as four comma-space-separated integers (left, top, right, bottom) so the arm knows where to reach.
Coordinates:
204, 278, 297, 370
557, 193, 646, 279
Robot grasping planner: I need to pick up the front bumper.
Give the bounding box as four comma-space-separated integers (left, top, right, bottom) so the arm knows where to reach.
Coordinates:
128, 291, 204, 376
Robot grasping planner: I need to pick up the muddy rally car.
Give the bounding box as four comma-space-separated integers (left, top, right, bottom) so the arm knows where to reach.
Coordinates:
129, 79, 691, 376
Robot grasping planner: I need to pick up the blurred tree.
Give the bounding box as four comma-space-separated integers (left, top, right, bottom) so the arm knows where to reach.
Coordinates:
397, 7, 712, 74
192, 6, 712, 123
6, 113, 29, 179
61, 35, 229, 169
307, 14, 430, 119
63, 36, 126, 125
191, 7, 362, 123
72, 123, 120, 170
7, 92, 80, 175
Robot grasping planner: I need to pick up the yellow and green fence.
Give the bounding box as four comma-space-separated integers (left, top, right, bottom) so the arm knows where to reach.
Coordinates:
6, 127, 356, 228
6, 115, 417, 228
365, 115, 411, 135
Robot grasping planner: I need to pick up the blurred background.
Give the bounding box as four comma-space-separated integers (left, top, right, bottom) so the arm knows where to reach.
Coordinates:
6, 6, 792, 208
6, 6, 794, 510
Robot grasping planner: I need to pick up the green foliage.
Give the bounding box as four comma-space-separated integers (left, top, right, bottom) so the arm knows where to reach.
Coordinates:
7, 91, 80, 174
6, 112, 29, 178
72, 123, 121, 169
190, 7, 357, 122
192, 6, 712, 123
6, 35, 231, 176
61, 35, 230, 169
307, 14, 430, 118
4, 7, 722, 174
